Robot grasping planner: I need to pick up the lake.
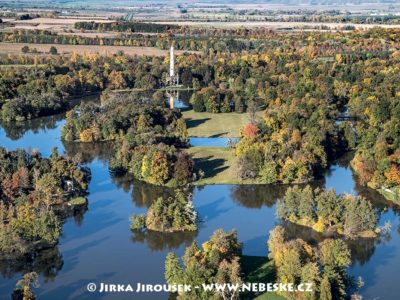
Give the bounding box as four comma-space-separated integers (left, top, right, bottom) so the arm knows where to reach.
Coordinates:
189, 137, 239, 147
0, 111, 399, 300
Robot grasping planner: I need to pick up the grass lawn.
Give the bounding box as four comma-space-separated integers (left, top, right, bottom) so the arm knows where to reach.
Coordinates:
378, 187, 400, 204
68, 196, 87, 206
241, 256, 285, 300
182, 110, 256, 138
187, 146, 261, 185
187, 146, 239, 184
184, 110, 265, 184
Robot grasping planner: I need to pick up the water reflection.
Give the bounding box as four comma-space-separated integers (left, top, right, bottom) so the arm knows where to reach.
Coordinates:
131, 230, 198, 252
281, 221, 386, 267
0, 113, 65, 141
63, 140, 115, 165
230, 184, 286, 208
0, 247, 63, 282
110, 175, 178, 208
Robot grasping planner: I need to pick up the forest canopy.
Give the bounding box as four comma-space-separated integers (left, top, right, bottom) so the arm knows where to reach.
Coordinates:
0, 147, 90, 256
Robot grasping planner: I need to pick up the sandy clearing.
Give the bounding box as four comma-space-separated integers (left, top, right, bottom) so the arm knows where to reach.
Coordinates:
13, 17, 114, 25
0, 42, 195, 57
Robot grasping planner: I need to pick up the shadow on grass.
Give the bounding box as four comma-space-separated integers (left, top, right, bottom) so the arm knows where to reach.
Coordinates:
193, 156, 228, 178
241, 255, 283, 299
209, 132, 229, 137
186, 117, 211, 129
241, 256, 276, 283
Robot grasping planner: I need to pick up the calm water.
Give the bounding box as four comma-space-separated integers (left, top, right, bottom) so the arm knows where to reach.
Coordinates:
189, 137, 239, 147
0, 112, 399, 300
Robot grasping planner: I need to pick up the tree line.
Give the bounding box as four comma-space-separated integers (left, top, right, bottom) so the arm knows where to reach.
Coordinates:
0, 52, 168, 121
74, 21, 180, 33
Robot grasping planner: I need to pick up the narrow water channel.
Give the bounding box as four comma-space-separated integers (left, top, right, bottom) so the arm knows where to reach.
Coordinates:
0, 111, 399, 300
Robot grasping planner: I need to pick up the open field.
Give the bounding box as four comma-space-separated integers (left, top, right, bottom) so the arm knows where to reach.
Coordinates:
0, 42, 190, 56
1, 16, 115, 32
183, 110, 261, 138
188, 146, 261, 185
187, 146, 238, 185
255, 291, 286, 300
1, 26, 121, 38
184, 110, 264, 184
155, 20, 400, 30
12, 17, 114, 25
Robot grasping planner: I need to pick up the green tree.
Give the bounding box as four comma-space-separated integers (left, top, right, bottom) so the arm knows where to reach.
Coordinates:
320, 275, 332, 300
259, 160, 278, 183
49, 46, 58, 55
21, 46, 30, 53
12, 272, 39, 300
165, 252, 184, 285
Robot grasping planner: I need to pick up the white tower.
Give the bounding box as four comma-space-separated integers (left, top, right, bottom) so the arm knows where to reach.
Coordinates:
165, 45, 180, 109
170, 46, 175, 78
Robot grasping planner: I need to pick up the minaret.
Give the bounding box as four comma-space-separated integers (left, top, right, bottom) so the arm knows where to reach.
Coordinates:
170, 46, 175, 78
166, 45, 178, 109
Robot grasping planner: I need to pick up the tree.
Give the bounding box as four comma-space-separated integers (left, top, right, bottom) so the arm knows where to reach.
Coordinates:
137, 190, 197, 232
149, 151, 170, 185
21, 46, 30, 53
300, 262, 320, 300
165, 229, 243, 300
130, 214, 146, 230
267, 226, 353, 300
174, 152, 194, 185
175, 118, 188, 144
242, 123, 259, 139
49, 46, 58, 55
34, 173, 63, 208
259, 160, 278, 183
137, 114, 149, 131
298, 185, 314, 222
267, 225, 285, 260
277, 245, 302, 283
384, 164, 400, 185
12, 272, 39, 300
316, 189, 341, 227
190, 93, 205, 112
342, 195, 377, 238
108, 70, 127, 90
319, 239, 351, 268
215, 257, 242, 300
320, 276, 333, 300
165, 252, 184, 285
